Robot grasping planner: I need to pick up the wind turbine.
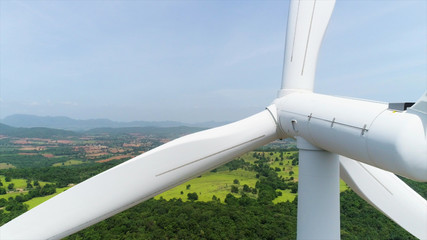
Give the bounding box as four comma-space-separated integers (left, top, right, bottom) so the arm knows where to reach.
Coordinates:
1, 0, 426, 239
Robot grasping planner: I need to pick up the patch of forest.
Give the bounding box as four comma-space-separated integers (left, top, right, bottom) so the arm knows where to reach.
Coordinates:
64, 190, 415, 240
64, 150, 416, 239
0, 160, 125, 188
0, 150, 424, 239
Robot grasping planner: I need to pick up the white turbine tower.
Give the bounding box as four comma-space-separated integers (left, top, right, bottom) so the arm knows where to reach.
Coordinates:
1, 0, 426, 239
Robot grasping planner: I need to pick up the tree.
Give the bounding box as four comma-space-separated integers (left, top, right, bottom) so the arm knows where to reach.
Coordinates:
5, 176, 11, 182
243, 184, 251, 193
0, 180, 3, 186
7, 183, 14, 190
231, 185, 239, 193
26, 179, 33, 189
187, 192, 198, 201
15, 195, 25, 202
257, 183, 277, 203
288, 182, 298, 193
40, 184, 56, 196
233, 179, 239, 184
186, 184, 191, 190
292, 158, 299, 166
0, 198, 6, 207
224, 193, 238, 205
0, 187, 6, 195
211, 195, 219, 202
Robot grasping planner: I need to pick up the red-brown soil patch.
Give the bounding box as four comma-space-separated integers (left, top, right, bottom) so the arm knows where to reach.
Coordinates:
87, 153, 108, 158
56, 140, 73, 144
14, 139, 29, 144
123, 143, 141, 147
96, 155, 132, 163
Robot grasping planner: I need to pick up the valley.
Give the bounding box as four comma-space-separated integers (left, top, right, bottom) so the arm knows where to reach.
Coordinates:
0, 123, 424, 239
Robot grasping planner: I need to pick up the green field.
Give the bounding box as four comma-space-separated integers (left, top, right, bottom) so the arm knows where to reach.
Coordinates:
0, 176, 28, 189
155, 151, 348, 203
156, 169, 258, 202
237, 152, 259, 164
1, 191, 24, 200
25, 187, 70, 209
1, 151, 348, 214
53, 160, 84, 167
0, 175, 51, 200
273, 189, 296, 203
0, 163, 15, 170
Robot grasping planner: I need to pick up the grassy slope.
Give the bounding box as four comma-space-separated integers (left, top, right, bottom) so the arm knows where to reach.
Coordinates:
24, 187, 70, 209
156, 151, 348, 203
1, 151, 349, 210
52, 160, 84, 167
0, 175, 71, 210
0, 175, 51, 200
156, 169, 258, 202
0, 176, 28, 189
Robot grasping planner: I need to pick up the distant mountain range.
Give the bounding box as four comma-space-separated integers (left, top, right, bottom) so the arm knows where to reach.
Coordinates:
0, 123, 80, 138
0, 122, 204, 139
0, 114, 228, 131
0, 115, 294, 149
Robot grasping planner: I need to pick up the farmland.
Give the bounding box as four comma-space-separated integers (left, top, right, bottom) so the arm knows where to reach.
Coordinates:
156, 151, 318, 203
0, 123, 425, 239
0, 124, 296, 218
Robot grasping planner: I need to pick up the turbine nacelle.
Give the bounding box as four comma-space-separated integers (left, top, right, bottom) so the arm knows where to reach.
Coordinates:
273, 91, 427, 182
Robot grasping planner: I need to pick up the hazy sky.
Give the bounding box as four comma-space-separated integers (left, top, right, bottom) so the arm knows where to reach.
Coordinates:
1, 0, 426, 123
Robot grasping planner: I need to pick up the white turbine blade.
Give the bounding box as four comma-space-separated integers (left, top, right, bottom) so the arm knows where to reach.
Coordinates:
339, 155, 427, 239
0, 107, 280, 240
279, 0, 335, 95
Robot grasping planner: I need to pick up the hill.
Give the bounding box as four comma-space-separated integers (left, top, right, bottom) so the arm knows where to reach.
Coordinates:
0, 143, 423, 239
1, 114, 227, 131
0, 123, 204, 139
0, 123, 79, 138
86, 126, 204, 138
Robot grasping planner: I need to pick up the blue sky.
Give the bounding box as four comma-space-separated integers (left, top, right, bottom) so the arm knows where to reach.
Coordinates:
0, 0, 426, 122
